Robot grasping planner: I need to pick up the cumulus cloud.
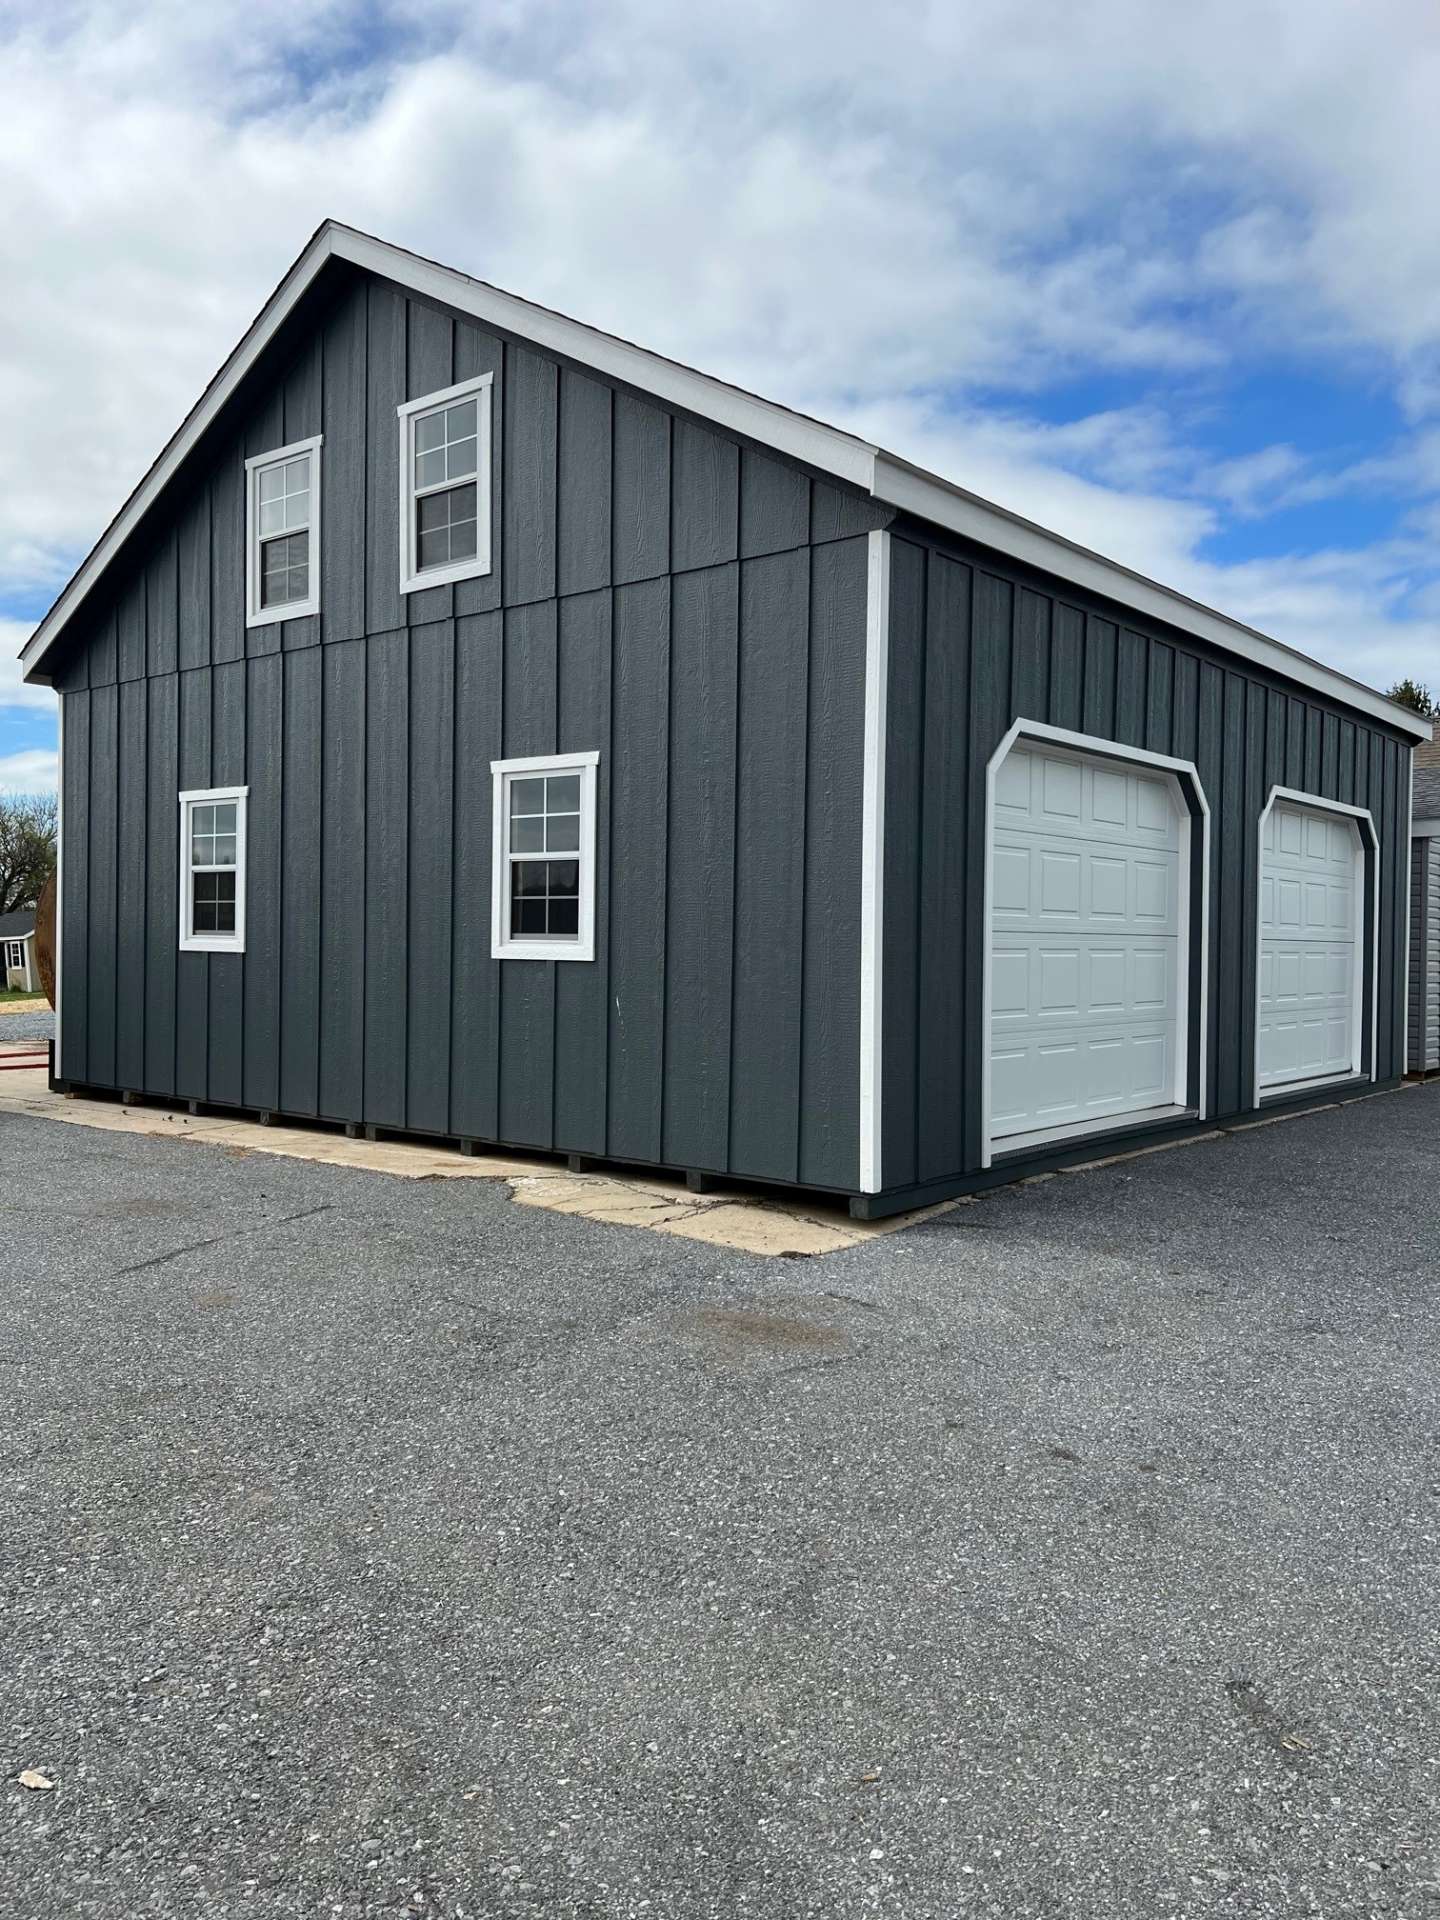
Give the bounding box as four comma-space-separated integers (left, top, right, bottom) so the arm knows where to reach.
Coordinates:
3, 0, 1440, 700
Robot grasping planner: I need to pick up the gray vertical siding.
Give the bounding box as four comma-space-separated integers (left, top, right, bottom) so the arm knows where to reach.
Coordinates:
1411, 837, 1440, 1073
50, 264, 879, 1192
881, 526, 1415, 1195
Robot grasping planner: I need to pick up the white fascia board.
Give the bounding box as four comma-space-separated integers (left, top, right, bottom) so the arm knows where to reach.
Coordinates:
872, 452, 1432, 744
1411, 817, 1440, 839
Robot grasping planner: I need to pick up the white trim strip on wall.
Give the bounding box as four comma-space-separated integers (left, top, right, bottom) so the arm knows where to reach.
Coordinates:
54, 698, 63, 1078
1404, 749, 1414, 1074
15, 222, 1432, 746
979, 718, 1213, 1172
1251, 784, 1380, 1104
858, 528, 892, 1194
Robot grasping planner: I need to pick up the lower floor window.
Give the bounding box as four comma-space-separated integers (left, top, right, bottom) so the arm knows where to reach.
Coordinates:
491, 753, 598, 961
179, 786, 248, 952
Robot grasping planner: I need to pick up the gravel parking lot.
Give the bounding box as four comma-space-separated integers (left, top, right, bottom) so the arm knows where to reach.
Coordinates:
3, 1084, 1438, 1917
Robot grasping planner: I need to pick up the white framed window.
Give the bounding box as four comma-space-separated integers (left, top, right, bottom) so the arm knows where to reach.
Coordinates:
491, 752, 598, 962
398, 373, 494, 593
245, 436, 322, 627
178, 786, 248, 953
5, 940, 23, 971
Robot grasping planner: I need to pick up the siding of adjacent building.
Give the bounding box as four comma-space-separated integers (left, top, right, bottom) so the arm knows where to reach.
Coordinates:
1410, 836, 1440, 1074
879, 521, 1415, 1198
51, 261, 889, 1192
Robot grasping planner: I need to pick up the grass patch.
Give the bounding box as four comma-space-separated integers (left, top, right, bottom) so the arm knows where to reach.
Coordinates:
0, 990, 45, 1006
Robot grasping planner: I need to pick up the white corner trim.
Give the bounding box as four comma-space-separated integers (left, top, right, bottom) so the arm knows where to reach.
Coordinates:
858, 529, 892, 1193
178, 785, 249, 954
979, 720, 1213, 1171
397, 371, 495, 595
1403, 752, 1414, 1074
17, 220, 1432, 746
53, 698, 64, 1077
244, 434, 322, 628
1251, 785, 1380, 1107
490, 752, 598, 963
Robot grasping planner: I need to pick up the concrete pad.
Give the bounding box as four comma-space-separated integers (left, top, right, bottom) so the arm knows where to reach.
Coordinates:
0, 1068, 950, 1257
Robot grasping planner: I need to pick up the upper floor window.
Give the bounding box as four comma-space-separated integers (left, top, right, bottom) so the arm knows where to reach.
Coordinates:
245, 437, 322, 627
398, 373, 494, 593
178, 786, 248, 953
490, 752, 598, 961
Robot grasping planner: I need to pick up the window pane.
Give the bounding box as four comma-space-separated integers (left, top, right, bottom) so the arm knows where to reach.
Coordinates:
514, 861, 549, 897
416, 410, 447, 453
415, 447, 447, 492
447, 481, 477, 522
447, 399, 477, 441
285, 457, 309, 493
212, 803, 236, 835
548, 861, 580, 896
511, 777, 545, 815
284, 489, 309, 531
445, 437, 477, 481
546, 774, 581, 813
259, 467, 284, 502
287, 559, 309, 601
547, 896, 579, 937
418, 528, 450, 570
211, 834, 237, 867
512, 897, 547, 935
192, 804, 214, 839
510, 814, 544, 853
545, 813, 580, 853
416, 490, 449, 532
259, 499, 285, 537
193, 870, 236, 935
448, 516, 477, 560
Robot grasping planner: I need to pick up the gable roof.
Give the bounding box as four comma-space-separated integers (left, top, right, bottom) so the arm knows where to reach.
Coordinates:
0, 911, 35, 940
18, 219, 1431, 743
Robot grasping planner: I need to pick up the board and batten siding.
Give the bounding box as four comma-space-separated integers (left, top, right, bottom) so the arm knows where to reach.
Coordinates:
1410, 836, 1440, 1073
53, 263, 888, 1191
877, 523, 1414, 1197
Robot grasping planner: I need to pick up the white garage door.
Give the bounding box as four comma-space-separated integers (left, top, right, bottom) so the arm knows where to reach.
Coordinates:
989, 745, 1186, 1145
1257, 801, 1362, 1093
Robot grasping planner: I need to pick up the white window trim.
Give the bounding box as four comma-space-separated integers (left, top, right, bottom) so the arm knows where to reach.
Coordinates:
398, 373, 495, 595
178, 785, 249, 954
979, 719, 1213, 1172
245, 436, 322, 628
490, 751, 598, 962
1251, 785, 1379, 1105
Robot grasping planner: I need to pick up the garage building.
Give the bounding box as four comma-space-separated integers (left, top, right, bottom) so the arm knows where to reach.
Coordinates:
19, 223, 1430, 1215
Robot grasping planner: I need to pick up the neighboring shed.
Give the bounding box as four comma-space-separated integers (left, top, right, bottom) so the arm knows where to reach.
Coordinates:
1410, 737, 1440, 1075
17, 222, 1433, 1215
0, 911, 38, 993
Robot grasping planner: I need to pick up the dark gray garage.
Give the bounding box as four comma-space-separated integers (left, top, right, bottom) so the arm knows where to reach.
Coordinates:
20, 222, 1430, 1215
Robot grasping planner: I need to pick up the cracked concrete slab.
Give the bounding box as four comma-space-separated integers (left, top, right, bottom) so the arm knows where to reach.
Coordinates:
0, 1061, 952, 1256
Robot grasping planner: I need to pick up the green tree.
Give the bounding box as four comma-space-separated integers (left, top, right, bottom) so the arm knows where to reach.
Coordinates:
0, 792, 57, 915
1387, 677, 1437, 719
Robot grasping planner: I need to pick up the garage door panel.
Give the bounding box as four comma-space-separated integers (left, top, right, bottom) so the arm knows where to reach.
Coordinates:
990, 745, 1187, 1145
1257, 799, 1361, 1093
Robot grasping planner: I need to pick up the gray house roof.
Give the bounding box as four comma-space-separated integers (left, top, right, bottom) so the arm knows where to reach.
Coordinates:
0, 910, 35, 940
15, 220, 1433, 744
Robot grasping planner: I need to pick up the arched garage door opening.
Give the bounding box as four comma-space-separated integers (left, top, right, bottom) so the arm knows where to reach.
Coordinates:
1254, 787, 1377, 1102
982, 722, 1210, 1168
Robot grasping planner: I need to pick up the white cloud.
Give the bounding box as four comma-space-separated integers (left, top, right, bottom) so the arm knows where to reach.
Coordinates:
0, 623, 55, 712
3, 0, 1440, 704
0, 749, 59, 794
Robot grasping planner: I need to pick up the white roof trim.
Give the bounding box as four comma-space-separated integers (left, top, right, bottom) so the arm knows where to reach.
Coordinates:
1414, 817, 1440, 839
18, 220, 1433, 742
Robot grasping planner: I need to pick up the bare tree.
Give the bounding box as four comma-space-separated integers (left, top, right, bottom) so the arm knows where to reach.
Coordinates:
0, 792, 58, 915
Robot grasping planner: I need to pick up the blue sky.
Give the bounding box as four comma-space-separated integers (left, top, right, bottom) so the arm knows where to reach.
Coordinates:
4, 0, 1440, 789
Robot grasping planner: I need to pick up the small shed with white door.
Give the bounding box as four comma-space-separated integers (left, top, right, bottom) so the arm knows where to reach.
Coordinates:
0, 912, 38, 993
